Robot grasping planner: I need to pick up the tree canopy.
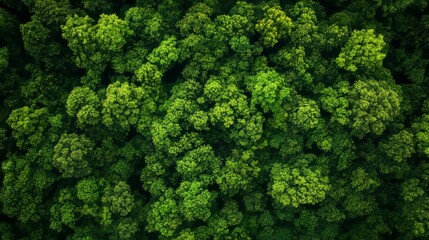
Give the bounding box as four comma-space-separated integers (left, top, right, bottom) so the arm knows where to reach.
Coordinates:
1, 0, 429, 239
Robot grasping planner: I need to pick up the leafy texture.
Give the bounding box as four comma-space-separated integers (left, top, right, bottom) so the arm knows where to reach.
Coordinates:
1, 1, 428, 239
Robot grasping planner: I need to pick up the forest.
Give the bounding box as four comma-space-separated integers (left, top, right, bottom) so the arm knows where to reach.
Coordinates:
0, 0, 428, 239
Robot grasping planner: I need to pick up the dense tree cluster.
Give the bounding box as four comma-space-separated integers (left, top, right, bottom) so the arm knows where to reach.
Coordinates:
0, 0, 429, 239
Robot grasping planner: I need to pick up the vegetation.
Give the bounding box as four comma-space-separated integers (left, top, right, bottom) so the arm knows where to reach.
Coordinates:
0, 0, 429, 239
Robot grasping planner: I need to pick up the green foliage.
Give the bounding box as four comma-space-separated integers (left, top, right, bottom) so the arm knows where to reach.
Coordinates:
269, 163, 330, 208
102, 81, 156, 133
20, 19, 61, 64
290, 97, 321, 131
32, 0, 73, 27
391, 49, 429, 85
53, 133, 94, 178
379, 130, 415, 162
102, 181, 134, 216
62, 13, 133, 71
247, 70, 291, 113
350, 167, 379, 191
0, 7, 19, 41
146, 189, 181, 237
336, 29, 386, 72
349, 79, 401, 137
176, 145, 221, 183
2, 0, 429, 239
112, 42, 148, 74
76, 178, 100, 204
1, 152, 55, 223
413, 114, 429, 156
221, 201, 243, 226
49, 188, 79, 231
176, 181, 214, 221
320, 81, 351, 125
147, 36, 180, 73
216, 149, 260, 195
0, 47, 8, 72
0, 128, 6, 151
6, 106, 50, 148
125, 6, 165, 44
66, 86, 101, 127
381, 0, 417, 15
289, 1, 323, 48
117, 217, 139, 239
256, 5, 293, 47
177, 3, 213, 36
81, 0, 113, 14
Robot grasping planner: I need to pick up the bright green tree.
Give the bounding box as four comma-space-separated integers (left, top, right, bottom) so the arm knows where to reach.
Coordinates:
269, 162, 330, 208
336, 29, 386, 72
256, 5, 293, 47
53, 133, 94, 178
349, 79, 401, 137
